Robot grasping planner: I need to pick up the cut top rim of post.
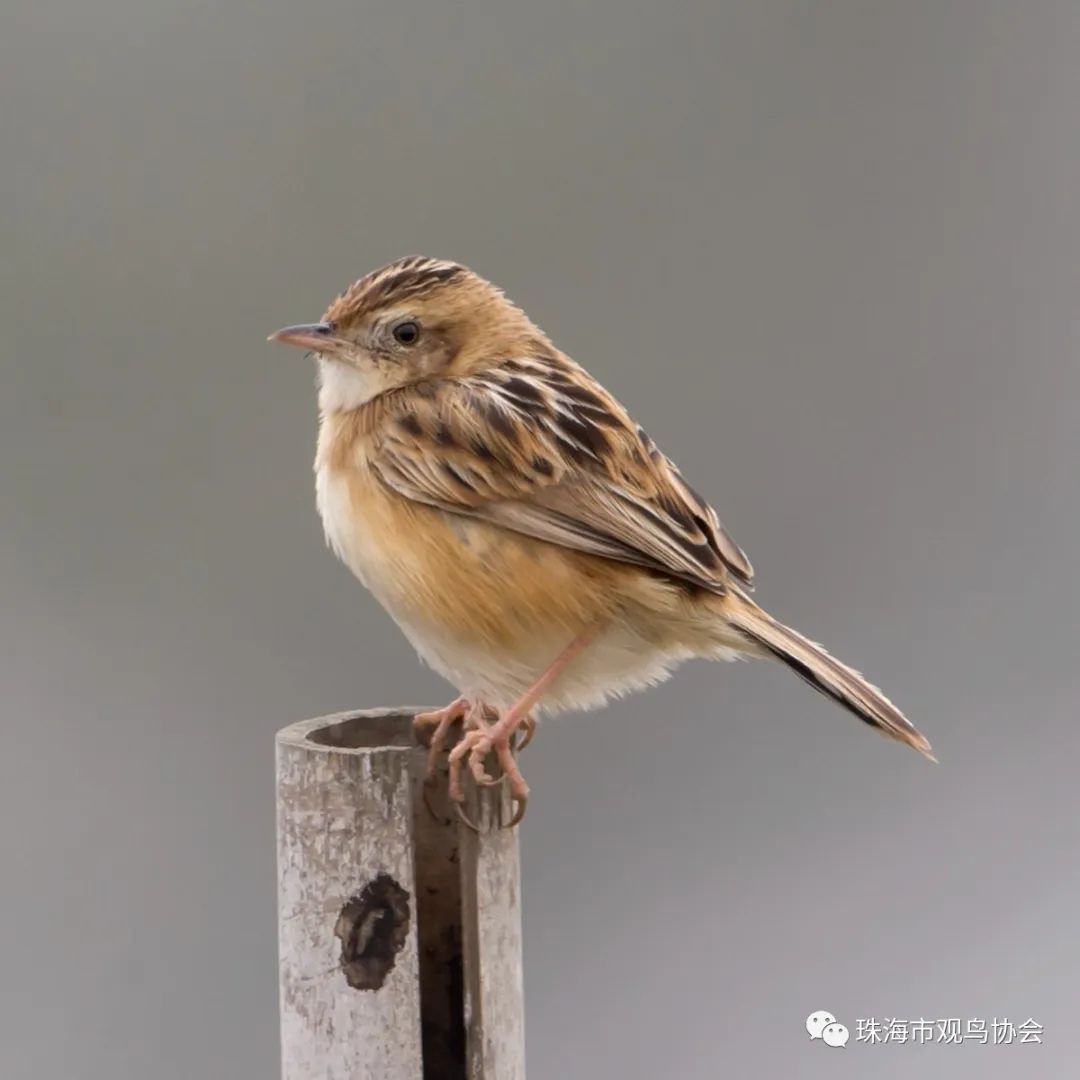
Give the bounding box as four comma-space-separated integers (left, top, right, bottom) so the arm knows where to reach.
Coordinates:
277, 707, 431, 753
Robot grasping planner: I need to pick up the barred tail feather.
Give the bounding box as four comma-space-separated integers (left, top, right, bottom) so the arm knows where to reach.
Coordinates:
728, 597, 936, 761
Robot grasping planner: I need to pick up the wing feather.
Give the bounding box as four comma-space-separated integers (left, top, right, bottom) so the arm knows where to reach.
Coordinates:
370, 359, 754, 593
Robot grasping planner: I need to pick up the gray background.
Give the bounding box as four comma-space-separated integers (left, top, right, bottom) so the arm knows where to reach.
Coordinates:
2, 1, 1077, 1077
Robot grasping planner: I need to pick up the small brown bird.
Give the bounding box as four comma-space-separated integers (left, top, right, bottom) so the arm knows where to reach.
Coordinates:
270, 256, 933, 824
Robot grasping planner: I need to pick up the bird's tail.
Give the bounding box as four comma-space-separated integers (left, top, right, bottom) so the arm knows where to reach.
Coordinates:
725, 594, 936, 761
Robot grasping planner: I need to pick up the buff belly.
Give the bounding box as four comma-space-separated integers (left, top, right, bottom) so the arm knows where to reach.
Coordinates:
317, 462, 747, 711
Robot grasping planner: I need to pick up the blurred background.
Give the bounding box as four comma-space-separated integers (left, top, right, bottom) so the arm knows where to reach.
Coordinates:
3, 1, 1079, 1077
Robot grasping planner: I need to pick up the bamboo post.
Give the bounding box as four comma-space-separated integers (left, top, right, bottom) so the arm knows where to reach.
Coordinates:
276, 707, 526, 1080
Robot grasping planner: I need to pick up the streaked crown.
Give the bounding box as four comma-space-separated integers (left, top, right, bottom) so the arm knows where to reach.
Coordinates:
324, 256, 490, 327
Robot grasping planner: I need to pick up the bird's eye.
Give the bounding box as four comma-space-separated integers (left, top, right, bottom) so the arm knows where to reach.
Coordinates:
392, 320, 420, 346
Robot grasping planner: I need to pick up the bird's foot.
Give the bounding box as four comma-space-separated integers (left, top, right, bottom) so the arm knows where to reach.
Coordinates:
414, 698, 471, 819
417, 699, 537, 829
448, 705, 530, 829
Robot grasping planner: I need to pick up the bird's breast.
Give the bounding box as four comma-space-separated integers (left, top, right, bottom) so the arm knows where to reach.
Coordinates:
312, 418, 734, 709
314, 453, 618, 656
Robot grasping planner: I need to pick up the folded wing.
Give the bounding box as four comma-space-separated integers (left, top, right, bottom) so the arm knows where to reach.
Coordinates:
371, 356, 754, 594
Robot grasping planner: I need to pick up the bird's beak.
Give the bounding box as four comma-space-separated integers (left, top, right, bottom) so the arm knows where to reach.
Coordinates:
267, 322, 341, 351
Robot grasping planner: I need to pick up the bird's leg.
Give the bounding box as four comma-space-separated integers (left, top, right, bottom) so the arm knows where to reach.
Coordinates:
448, 623, 603, 826
413, 697, 470, 786
471, 709, 537, 782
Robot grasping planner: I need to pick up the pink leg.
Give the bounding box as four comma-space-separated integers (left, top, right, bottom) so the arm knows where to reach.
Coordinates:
448, 623, 603, 826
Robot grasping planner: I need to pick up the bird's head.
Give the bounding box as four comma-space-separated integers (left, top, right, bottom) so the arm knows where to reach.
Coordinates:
269, 256, 538, 412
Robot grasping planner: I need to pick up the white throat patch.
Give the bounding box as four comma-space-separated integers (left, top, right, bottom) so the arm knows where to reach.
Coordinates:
316, 357, 391, 413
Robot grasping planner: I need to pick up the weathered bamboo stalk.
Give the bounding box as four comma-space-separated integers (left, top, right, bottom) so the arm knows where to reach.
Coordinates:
276, 708, 525, 1080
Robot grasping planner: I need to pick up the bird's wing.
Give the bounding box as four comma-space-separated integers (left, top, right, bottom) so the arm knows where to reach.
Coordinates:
371, 358, 754, 593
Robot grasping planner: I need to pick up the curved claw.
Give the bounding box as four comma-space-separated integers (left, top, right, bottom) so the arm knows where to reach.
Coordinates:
515, 719, 536, 752
421, 777, 451, 824
422, 780, 439, 821
432, 700, 535, 830
454, 801, 482, 833
505, 794, 528, 829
